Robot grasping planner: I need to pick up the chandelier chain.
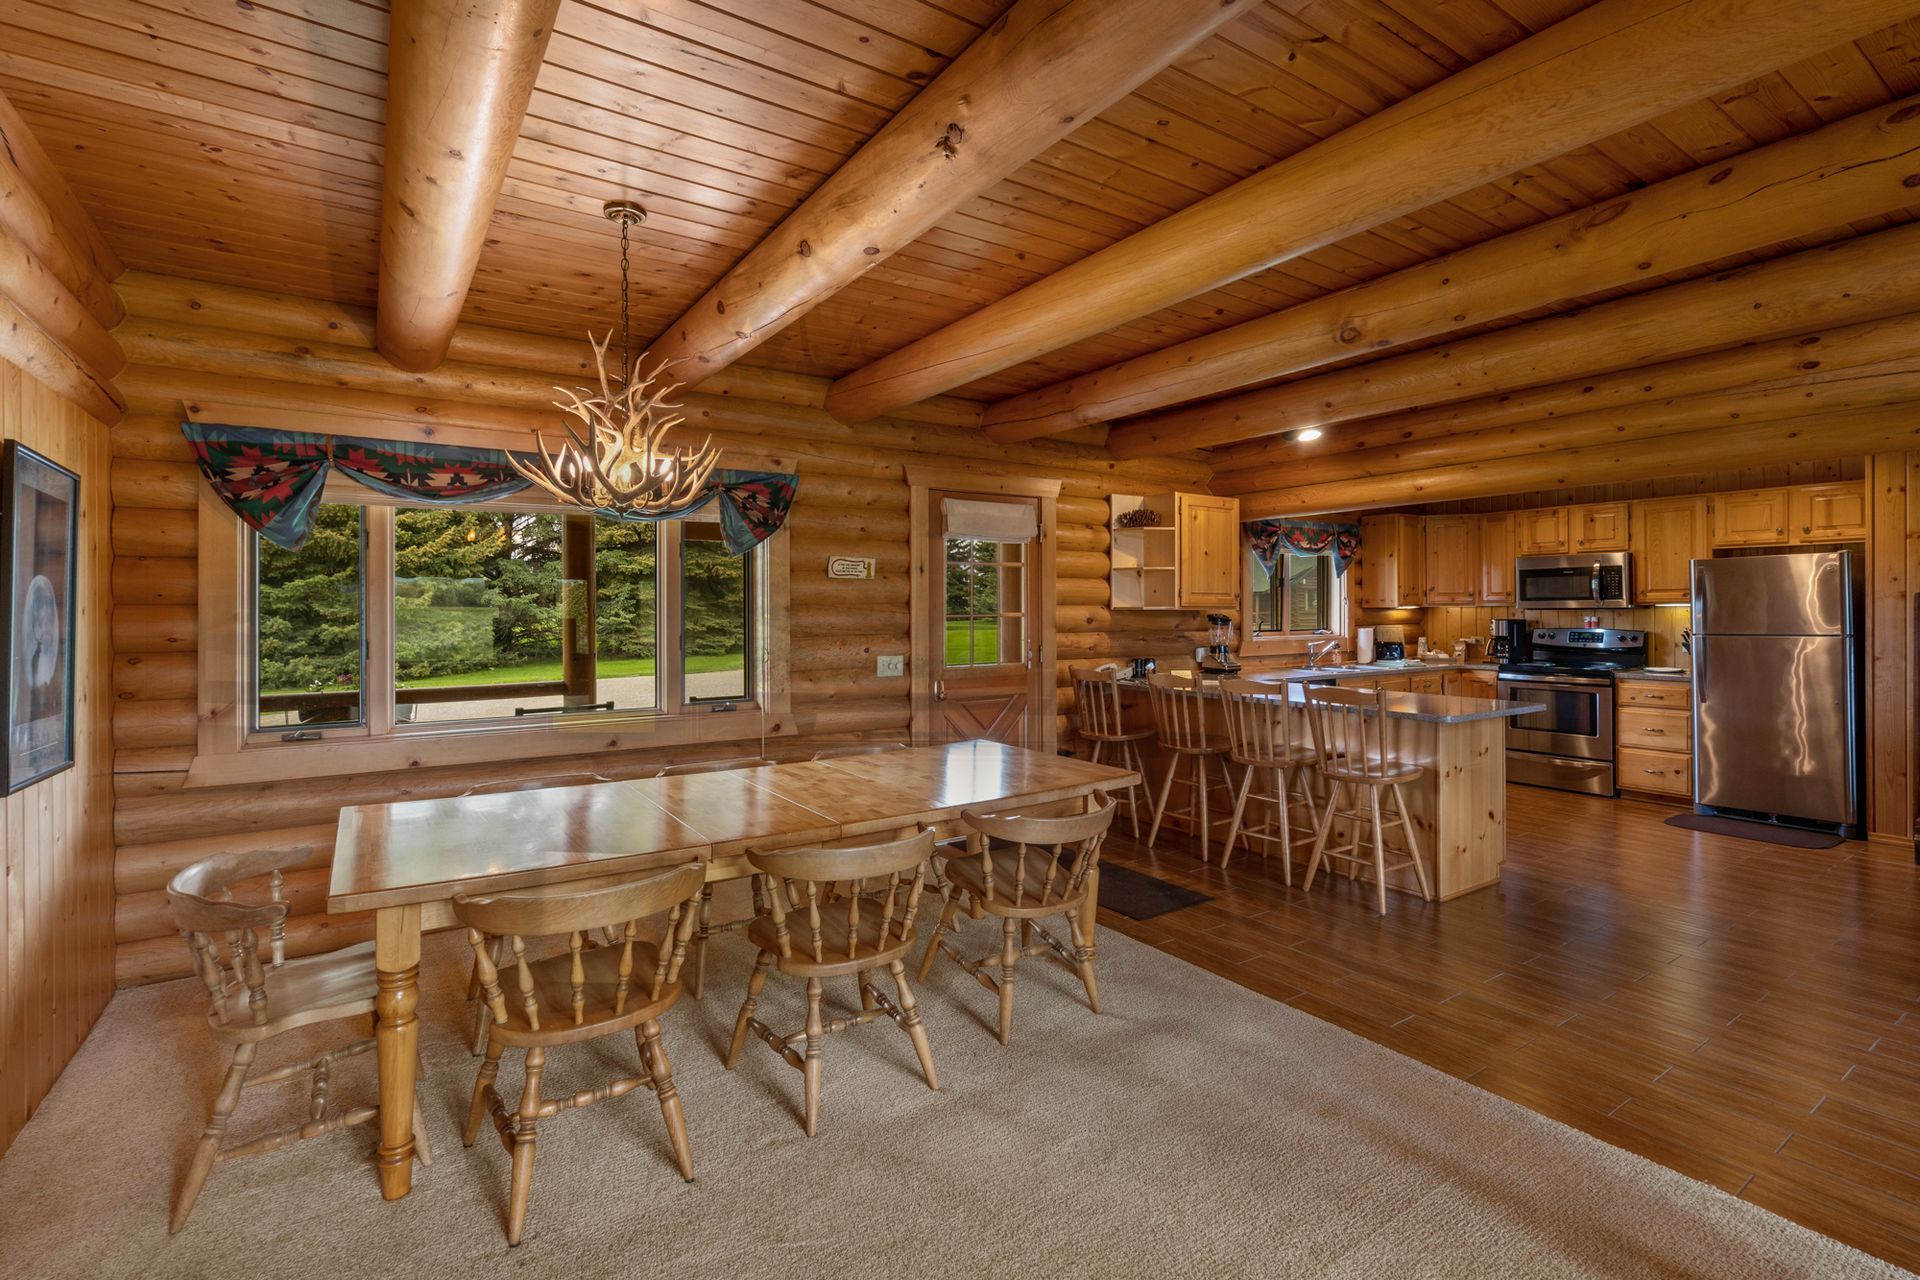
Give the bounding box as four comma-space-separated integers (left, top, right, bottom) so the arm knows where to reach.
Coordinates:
619, 210, 632, 387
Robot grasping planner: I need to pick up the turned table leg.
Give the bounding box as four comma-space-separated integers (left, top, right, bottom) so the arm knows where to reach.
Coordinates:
374, 904, 422, 1200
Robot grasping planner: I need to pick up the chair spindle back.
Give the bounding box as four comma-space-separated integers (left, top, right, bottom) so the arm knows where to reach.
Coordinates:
1070, 665, 1130, 741
960, 798, 1116, 909
169, 850, 305, 1026
746, 829, 936, 964
1147, 671, 1212, 752
1304, 685, 1400, 779
453, 862, 707, 1029
1221, 678, 1309, 766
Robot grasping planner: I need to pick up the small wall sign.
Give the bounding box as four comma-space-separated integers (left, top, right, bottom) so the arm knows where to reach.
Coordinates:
827, 556, 876, 580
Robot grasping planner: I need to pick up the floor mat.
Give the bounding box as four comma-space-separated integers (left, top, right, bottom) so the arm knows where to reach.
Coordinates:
1093, 861, 1211, 919
1664, 812, 1845, 849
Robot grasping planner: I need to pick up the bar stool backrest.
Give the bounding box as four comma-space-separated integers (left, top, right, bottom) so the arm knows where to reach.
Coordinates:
1303, 685, 1400, 780
1147, 671, 1211, 752
1220, 678, 1307, 767
1070, 665, 1129, 741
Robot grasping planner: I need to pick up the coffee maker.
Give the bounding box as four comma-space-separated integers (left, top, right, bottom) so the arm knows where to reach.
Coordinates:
1490, 618, 1528, 662
1199, 613, 1240, 674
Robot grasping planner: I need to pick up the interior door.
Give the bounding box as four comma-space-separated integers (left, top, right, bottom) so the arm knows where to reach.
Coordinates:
928, 492, 1040, 746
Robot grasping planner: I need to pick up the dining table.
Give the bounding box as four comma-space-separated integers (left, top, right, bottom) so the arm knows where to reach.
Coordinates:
327, 740, 1140, 1200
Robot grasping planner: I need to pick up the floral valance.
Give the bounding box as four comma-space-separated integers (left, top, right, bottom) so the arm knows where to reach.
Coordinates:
179, 423, 796, 556
1246, 517, 1362, 577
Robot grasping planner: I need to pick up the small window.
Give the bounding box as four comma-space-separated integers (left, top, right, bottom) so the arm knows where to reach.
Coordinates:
253, 504, 366, 730
681, 519, 751, 702
1248, 549, 1335, 636
944, 536, 1025, 667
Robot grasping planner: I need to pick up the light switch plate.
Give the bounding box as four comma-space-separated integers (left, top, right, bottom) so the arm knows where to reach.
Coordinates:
876, 654, 905, 678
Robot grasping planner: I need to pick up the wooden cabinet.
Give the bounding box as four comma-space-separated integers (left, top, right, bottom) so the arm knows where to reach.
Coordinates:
1631, 497, 1707, 605
1791, 482, 1868, 543
1443, 668, 1498, 698
1175, 493, 1240, 609
1616, 677, 1692, 802
1355, 514, 1425, 608
1422, 515, 1478, 605
1109, 491, 1237, 610
1514, 507, 1569, 555
1477, 512, 1515, 605
1408, 672, 1446, 695
1571, 502, 1630, 552
1711, 489, 1790, 547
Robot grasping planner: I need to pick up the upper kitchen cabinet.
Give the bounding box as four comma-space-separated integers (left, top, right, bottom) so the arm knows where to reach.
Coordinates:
1477, 512, 1516, 605
1356, 514, 1425, 608
1177, 493, 1241, 608
1423, 515, 1478, 605
1711, 489, 1790, 547
1571, 502, 1631, 552
1792, 482, 1869, 543
1514, 507, 1570, 555
1632, 497, 1709, 604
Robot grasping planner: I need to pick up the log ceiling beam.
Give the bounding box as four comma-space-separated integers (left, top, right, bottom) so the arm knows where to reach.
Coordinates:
1106, 219, 1920, 460
643, 0, 1249, 389
0, 86, 121, 328
1209, 310, 1920, 485
984, 95, 1920, 443
822, 0, 1920, 425
375, 0, 560, 373
1235, 402, 1920, 517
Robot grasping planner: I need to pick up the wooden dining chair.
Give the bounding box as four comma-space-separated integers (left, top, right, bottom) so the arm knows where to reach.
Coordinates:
1218, 678, 1322, 878
724, 828, 939, 1136
1300, 685, 1434, 915
917, 798, 1116, 1045
453, 862, 706, 1245
659, 756, 773, 998
1069, 665, 1151, 838
166, 850, 432, 1233
811, 742, 908, 760
1145, 672, 1233, 861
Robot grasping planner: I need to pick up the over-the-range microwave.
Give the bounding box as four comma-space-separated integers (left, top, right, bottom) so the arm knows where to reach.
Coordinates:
1514, 552, 1632, 610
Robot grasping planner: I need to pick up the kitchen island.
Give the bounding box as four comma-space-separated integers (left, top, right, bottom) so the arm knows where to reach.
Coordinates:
1112, 673, 1540, 902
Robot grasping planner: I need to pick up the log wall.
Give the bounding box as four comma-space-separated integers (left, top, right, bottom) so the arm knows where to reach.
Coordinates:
106, 277, 1213, 985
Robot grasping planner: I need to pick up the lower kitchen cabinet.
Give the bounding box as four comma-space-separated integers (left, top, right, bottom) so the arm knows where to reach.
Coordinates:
1616, 678, 1693, 802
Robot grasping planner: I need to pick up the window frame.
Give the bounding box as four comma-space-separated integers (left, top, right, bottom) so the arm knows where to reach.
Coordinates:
192, 484, 790, 786
1238, 542, 1346, 658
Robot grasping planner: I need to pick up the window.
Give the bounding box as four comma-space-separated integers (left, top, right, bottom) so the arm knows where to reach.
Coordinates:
240, 497, 770, 751
943, 536, 1027, 668
1246, 548, 1337, 637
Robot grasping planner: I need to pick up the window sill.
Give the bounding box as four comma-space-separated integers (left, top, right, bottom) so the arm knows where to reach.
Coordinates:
183, 707, 792, 788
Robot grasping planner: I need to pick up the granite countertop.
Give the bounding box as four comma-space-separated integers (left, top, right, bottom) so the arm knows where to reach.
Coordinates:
1232, 658, 1500, 682
1117, 674, 1542, 725
1615, 667, 1693, 684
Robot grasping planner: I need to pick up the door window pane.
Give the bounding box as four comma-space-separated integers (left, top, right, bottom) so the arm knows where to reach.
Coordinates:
944, 537, 1026, 667
682, 521, 751, 702
255, 504, 365, 729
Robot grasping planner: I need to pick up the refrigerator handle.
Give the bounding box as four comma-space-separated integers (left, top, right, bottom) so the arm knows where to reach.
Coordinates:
1694, 637, 1706, 704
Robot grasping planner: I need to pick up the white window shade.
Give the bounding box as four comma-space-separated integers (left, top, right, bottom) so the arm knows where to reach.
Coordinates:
943, 498, 1037, 542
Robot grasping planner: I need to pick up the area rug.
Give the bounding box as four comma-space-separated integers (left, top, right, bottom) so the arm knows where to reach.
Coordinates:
1089, 860, 1211, 919
1665, 812, 1846, 849
0, 927, 1906, 1280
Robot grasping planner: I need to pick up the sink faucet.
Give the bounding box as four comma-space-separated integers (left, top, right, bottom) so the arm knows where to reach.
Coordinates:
1305, 638, 1341, 669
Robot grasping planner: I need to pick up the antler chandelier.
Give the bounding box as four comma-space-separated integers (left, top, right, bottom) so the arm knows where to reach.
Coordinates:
510, 200, 720, 517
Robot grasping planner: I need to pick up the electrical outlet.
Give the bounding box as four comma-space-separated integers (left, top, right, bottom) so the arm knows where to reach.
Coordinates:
876, 654, 905, 678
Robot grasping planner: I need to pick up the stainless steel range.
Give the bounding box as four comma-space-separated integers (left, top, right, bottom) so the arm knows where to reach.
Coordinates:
1498, 627, 1647, 796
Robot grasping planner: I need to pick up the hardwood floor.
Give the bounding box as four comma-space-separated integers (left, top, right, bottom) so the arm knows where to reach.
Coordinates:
1097, 786, 1920, 1271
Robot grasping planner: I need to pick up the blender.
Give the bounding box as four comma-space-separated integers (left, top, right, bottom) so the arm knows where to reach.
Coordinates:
1200, 613, 1241, 674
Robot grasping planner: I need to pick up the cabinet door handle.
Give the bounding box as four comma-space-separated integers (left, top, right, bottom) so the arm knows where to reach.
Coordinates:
1642, 768, 1661, 775
1642, 727, 1665, 734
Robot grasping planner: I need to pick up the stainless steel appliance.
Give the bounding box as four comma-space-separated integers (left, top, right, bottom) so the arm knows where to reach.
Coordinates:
1499, 627, 1647, 796
1515, 552, 1632, 610
1692, 551, 1862, 834
1489, 617, 1528, 661
1199, 613, 1240, 675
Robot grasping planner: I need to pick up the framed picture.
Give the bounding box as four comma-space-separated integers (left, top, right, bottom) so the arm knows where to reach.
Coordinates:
4, 441, 78, 794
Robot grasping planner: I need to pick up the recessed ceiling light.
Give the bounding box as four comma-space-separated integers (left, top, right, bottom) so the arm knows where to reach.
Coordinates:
1293, 427, 1323, 442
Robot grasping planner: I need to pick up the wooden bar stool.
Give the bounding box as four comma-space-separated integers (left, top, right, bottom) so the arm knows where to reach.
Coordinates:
725, 828, 939, 1136
660, 756, 773, 998
166, 851, 433, 1233
1219, 678, 1321, 878
918, 798, 1116, 1044
1145, 672, 1234, 861
1069, 665, 1152, 838
454, 862, 706, 1245
1300, 685, 1434, 915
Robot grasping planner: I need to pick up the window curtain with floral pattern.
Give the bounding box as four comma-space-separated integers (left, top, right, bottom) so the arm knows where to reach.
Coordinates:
180, 422, 797, 555
1245, 517, 1362, 577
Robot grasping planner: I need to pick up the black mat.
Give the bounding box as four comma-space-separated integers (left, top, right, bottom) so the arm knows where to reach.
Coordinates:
1091, 862, 1211, 920
1664, 812, 1845, 849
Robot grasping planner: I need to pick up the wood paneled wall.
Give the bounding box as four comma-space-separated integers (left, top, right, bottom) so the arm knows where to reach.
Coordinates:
106, 277, 1213, 985
0, 362, 115, 1156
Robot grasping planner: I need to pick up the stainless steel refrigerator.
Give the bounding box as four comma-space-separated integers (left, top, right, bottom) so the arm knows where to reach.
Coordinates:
1691, 551, 1861, 832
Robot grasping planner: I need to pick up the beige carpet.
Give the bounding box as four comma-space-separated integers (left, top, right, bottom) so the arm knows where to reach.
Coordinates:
0, 927, 1908, 1280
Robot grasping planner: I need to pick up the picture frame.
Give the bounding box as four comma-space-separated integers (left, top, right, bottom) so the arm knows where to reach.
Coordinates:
4, 441, 78, 795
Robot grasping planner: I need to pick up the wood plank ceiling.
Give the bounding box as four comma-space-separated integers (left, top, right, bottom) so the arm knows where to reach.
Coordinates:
4, 0, 1920, 464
